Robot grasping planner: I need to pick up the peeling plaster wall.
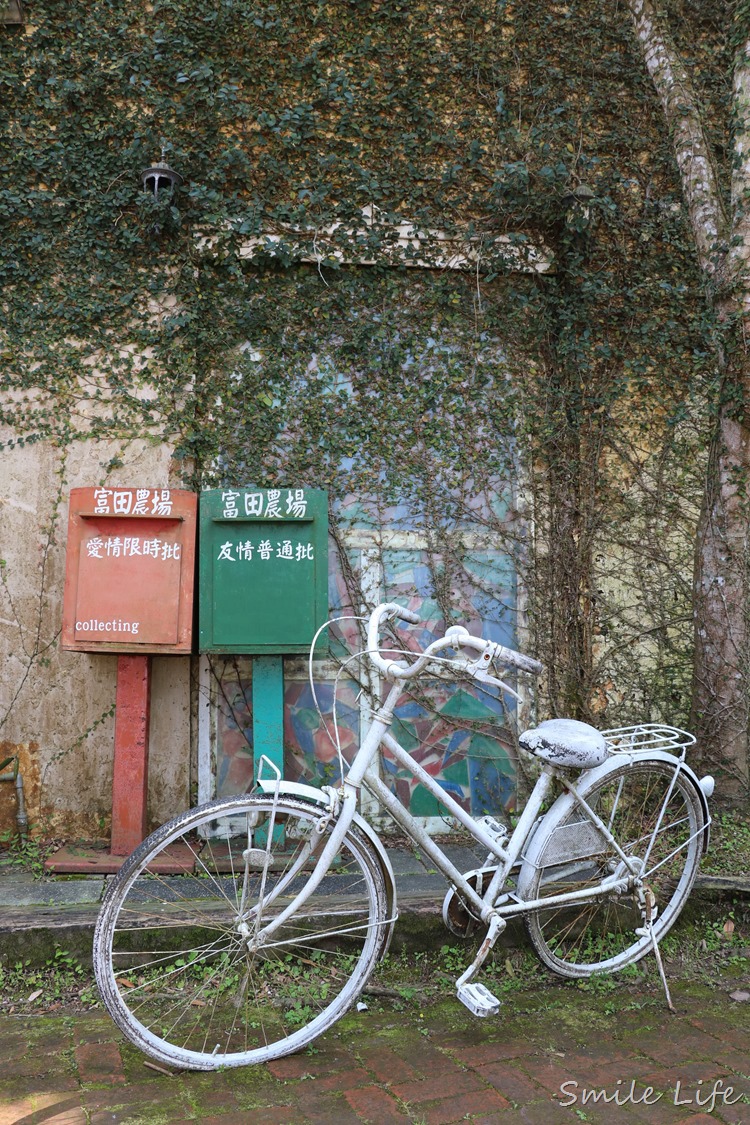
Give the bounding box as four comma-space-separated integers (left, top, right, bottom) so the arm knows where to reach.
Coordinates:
0, 437, 192, 837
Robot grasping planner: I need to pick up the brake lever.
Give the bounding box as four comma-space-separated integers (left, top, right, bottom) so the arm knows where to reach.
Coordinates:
445, 657, 521, 697
472, 669, 522, 702
465, 642, 522, 701
444, 634, 524, 699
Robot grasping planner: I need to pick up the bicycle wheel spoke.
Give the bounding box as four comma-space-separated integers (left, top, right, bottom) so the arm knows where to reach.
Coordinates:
522, 759, 704, 977
111, 934, 234, 984
94, 795, 388, 1069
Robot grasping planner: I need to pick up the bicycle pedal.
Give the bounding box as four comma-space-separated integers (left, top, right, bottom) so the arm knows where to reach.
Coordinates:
456, 982, 501, 1018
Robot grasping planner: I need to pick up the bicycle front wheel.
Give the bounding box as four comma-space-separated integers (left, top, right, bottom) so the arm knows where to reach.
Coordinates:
519, 758, 706, 978
94, 795, 389, 1070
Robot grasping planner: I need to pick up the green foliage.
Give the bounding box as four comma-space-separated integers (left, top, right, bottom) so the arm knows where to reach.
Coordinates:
701, 812, 750, 876
0, 829, 53, 878
0, 946, 97, 1009
0, 0, 721, 731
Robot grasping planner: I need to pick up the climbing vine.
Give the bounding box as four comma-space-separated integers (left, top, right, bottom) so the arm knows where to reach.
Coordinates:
0, 0, 728, 826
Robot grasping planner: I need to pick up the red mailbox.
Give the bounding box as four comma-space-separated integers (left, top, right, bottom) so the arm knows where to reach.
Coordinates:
62, 487, 197, 654
53, 487, 198, 869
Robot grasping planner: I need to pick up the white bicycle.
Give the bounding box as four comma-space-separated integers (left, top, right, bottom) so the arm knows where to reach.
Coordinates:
94, 602, 713, 1070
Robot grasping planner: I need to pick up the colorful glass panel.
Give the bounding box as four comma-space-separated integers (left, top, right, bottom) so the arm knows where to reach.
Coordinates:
213, 541, 519, 816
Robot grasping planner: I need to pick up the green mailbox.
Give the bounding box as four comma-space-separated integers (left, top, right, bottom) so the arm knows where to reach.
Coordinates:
199, 488, 328, 653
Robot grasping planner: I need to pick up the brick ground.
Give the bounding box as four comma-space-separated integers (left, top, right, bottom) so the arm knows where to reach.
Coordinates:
0, 978, 748, 1124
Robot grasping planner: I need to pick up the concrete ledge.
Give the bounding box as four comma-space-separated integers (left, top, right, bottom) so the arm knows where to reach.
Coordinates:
694, 874, 750, 894
1, 850, 747, 969
0, 878, 105, 907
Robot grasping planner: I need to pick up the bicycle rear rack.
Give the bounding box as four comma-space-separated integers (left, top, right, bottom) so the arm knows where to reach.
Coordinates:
602, 723, 695, 756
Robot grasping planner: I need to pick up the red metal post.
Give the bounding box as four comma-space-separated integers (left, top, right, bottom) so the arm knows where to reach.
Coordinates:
110, 654, 152, 855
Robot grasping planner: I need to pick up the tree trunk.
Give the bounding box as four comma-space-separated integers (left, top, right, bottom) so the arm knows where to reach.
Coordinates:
691, 349, 750, 803
626, 0, 750, 806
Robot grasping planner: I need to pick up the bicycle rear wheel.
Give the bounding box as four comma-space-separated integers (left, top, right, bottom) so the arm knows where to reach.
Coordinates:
94, 795, 389, 1069
519, 758, 706, 977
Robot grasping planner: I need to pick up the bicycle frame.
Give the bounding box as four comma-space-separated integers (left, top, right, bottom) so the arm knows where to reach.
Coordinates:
253, 678, 696, 945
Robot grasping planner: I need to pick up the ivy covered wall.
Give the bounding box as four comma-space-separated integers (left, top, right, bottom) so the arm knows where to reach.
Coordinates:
0, 0, 719, 833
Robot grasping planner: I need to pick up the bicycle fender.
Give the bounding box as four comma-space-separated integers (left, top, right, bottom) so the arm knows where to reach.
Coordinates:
517, 751, 710, 898
255, 778, 398, 950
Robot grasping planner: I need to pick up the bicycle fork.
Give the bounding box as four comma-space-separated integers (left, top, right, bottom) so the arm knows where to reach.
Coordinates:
240, 782, 360, 949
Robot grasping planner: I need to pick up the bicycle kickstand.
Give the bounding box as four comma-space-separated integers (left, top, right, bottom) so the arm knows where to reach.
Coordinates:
636, 886, 676, 1014
455, 914, 506, 1017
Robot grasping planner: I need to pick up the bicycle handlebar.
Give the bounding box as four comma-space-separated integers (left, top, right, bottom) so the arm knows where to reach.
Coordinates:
365, 602, 543, 684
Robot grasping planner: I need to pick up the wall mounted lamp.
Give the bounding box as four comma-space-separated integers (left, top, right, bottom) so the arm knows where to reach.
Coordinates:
562, 184, 596, 231
141, 160, 183, 200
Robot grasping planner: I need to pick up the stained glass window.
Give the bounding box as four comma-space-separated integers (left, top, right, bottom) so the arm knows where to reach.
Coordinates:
207, 531, 522, 823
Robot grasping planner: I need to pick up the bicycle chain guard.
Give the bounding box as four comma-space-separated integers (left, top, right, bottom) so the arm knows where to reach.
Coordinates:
442, 868, 496, 937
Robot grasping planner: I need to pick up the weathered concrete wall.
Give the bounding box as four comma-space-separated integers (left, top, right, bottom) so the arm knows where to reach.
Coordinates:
0, 438, 192, 838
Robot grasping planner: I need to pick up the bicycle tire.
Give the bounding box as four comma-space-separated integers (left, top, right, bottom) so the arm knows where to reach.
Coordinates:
518, 758, 705, 978
93, 795, 389, 1070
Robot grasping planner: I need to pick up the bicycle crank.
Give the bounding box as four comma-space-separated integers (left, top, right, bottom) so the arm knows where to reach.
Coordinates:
442, 868, 510, 937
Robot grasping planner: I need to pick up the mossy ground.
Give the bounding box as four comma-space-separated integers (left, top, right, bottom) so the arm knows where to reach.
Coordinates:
1, 812, 748, 1023
2, 940, 748, 1124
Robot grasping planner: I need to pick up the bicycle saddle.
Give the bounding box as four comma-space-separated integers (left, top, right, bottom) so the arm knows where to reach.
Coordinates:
519, 718, 609, 769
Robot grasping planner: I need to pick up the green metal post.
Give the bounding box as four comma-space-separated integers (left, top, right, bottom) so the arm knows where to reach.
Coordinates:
252, 655, 285, 781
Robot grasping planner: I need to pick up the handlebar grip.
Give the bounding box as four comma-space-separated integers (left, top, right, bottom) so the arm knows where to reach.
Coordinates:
489, 642, 542, 675
366, 602, 421, 679
512, 653, 544, 676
